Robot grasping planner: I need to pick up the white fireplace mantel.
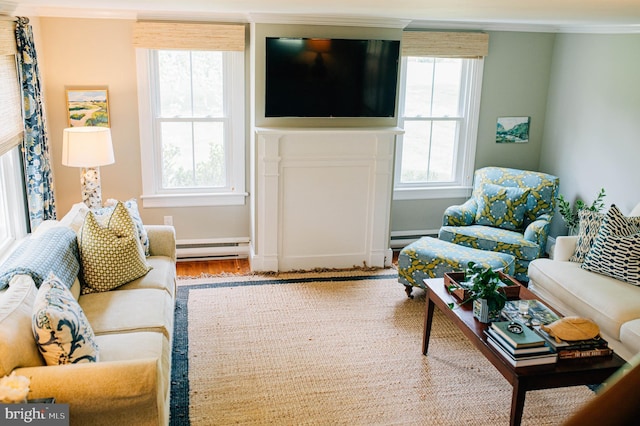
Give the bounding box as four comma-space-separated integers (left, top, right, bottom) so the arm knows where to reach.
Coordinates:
250, 127, 402, 272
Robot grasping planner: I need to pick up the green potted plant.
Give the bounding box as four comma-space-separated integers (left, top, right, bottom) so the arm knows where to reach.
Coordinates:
448, 262, 508, 323
556, 188, 606, 235
449, 262, 507, 323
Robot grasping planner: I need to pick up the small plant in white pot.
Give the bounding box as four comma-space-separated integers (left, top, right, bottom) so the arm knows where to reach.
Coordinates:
448, 262, 508, 323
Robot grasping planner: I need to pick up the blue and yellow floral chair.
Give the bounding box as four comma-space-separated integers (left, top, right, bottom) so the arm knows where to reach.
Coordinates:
438, 167, 559, 282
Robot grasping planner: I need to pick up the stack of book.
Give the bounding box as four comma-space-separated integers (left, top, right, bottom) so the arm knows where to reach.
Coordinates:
534, 327, 612, 360
486, 321, 557, 367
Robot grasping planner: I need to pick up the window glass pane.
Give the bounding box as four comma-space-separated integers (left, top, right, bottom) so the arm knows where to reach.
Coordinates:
400, 120, 457, 184
161, 122, 194, 188
192, 51, 224, 117
429, 121, 457, 181
158, 51, 192, 117
403, 57, 433, 117
160, 122, 226, 189
193, 122, 225, 187
432, 59, 462, 117
400, 121, 431, 183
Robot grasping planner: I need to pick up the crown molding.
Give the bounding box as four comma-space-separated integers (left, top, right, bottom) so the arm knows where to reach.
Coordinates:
408, 19, 640, 34
12, 6, 640, 34
244, 13, 410, 29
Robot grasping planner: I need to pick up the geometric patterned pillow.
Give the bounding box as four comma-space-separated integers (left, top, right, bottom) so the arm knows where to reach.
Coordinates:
475, 183, 530, 231
569, 209, 605, 263
78, 201, 151, 294
32, 273, 99, 365
94, 198, 150, 257
582, 205, 640, 285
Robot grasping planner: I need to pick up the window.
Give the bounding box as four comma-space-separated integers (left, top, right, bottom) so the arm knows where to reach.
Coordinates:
394, 31, 487, 200
136, 49, 245, 207
0, 146, 28, 257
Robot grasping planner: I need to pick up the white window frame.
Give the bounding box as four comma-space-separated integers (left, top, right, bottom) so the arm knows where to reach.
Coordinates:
136, 49, 246, 208
393, 56, 484, 200
0, 147, 28, 260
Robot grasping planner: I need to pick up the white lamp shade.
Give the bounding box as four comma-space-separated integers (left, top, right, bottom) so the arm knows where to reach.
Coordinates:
62, 127, 115, 167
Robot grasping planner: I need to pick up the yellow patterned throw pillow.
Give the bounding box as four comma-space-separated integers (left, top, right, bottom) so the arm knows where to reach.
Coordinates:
78, 201, 151, 294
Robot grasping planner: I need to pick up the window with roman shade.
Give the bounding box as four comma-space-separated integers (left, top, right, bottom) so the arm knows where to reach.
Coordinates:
394, 31, 488, 200
134, 22, 247, 207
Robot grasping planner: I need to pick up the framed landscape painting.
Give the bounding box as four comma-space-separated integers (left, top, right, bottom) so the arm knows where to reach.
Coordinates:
496, 116, 530, 143
66, 88, 110, 127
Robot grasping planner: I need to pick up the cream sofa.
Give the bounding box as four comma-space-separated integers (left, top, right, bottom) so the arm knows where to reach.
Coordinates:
528, 205, 640, 362
0, 219, 176, 425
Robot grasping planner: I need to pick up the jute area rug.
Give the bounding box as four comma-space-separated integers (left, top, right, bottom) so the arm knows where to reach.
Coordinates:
170, 270, 594, 425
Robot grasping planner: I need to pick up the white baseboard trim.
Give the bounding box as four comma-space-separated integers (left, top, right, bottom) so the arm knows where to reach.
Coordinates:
176, 237, 250, 261
390, 229, 439, 249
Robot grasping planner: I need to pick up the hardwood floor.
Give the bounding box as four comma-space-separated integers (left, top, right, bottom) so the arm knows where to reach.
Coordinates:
176, 258, 251, 277
176, 251, 401, 277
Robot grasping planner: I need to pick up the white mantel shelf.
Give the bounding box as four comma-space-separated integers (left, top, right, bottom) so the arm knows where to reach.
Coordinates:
251, 126, 403, 272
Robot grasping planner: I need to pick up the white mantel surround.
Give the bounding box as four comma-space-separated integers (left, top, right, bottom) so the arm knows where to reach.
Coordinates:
251, 127, 403, 272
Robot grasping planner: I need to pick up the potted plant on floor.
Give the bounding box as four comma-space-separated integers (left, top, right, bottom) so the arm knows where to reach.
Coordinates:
448, 262, 508, 323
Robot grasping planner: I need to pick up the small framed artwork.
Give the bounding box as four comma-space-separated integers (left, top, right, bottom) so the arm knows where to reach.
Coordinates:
496, 116, 530, 143
66, 87, 110, 127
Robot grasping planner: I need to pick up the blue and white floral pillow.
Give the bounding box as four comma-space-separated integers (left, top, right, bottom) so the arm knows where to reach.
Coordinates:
32, 273, 99, 365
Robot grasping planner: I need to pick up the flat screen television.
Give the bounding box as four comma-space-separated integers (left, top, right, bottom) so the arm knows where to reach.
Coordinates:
265, 37, 400, 118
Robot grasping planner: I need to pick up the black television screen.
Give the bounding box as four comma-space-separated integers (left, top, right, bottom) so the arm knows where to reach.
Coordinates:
265, 37, 400, 118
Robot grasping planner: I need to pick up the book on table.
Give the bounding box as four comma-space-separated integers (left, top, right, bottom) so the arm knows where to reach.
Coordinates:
486, 328, 552, 357
534, 327, 612, 359
486, 336, 557, 367
490, 321, 546, 349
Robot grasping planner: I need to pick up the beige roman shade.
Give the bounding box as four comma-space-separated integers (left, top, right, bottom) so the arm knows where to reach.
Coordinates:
0, 20, 23, 157
402, 31, 489, 58
0, 20, 16, 56
132, 22, 245, 51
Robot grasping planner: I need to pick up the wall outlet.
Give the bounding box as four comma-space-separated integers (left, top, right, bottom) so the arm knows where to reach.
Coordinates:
163, 216, 173, 226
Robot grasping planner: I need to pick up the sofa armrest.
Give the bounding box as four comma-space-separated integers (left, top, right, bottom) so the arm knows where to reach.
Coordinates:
146, 225, 176, 261
16, 358, 165, 425
442, 199, 477, 226
553, 235, 578, 261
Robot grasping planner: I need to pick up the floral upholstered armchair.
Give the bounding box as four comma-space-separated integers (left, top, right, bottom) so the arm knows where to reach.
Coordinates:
438, 167, 559, 282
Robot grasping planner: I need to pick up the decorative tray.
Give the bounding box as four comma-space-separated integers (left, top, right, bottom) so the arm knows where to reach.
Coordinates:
443, 271, 522, 302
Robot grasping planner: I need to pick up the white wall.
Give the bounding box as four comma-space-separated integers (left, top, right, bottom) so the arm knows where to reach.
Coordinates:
540, 33, 640, 236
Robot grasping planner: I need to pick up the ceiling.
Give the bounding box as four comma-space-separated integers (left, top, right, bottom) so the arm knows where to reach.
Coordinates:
11, 0, 640, 33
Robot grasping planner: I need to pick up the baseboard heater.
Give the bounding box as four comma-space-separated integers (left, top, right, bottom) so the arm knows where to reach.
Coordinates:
175, 237, 250, 261
390, 230, 438, 249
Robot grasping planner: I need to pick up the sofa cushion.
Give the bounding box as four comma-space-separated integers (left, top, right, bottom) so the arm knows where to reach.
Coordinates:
117, 256, 176, 298
569, 210, 604, 263
582, 205, 640, 285
0, 275, 44, 377
32, 274, 99, 365
475, 183, 530, 231
78, 201, 151, 294
529, 258, 640, 340
79, 288, 173, 339
0, 226, 80, 290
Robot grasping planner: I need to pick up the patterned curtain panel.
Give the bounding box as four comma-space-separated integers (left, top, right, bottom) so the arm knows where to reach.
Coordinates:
15, 17, 56, 229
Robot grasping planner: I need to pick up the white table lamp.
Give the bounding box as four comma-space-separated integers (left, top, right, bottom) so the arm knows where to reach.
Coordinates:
62, 127, 115, 209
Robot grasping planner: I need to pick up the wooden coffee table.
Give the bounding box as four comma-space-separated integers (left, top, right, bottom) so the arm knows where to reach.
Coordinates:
422, 277, 626, 426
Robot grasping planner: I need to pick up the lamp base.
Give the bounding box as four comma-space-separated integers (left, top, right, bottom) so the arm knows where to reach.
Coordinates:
81, 167, 103, 209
